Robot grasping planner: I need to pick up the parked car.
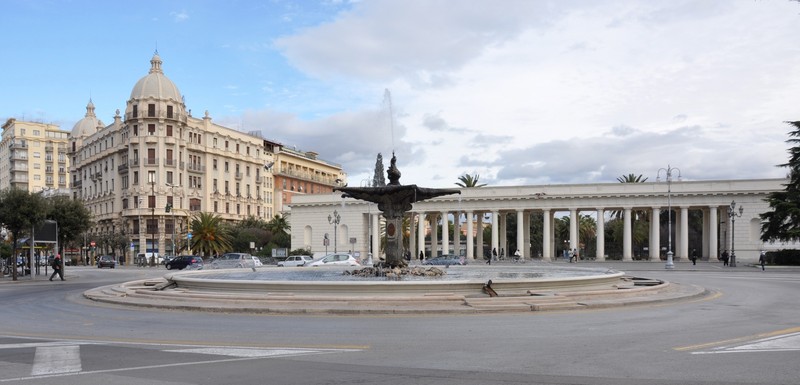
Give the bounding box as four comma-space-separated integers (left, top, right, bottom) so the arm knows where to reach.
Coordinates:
210, 253, 256, 269
307, 253, 361, 267
165, 255, 204, 270
423, 254, 467, 266
277, 255, 314, 267
97, 255, 116, 269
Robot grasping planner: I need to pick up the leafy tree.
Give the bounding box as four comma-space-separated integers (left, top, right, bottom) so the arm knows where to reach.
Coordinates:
190, 212, 232, 257
761, 121, 800, 242
372, 153, 386, 187
455, 173, 487, 188
0, 188, 46, 280
45, 195, 92, 260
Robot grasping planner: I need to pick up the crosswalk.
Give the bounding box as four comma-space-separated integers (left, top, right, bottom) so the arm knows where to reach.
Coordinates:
0, 337, 362, 381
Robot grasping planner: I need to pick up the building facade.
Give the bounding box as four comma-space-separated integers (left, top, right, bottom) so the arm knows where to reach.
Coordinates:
270, 141, 346, 214
66, 53, 344, 259
289, 178, 795, 264
0, 118, 71, 193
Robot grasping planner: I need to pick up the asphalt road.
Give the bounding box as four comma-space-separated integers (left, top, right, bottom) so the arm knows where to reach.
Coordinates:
0, 263, 797, 385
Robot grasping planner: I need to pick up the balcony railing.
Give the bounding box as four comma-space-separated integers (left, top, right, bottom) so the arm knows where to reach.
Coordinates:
187, 164, 205, 173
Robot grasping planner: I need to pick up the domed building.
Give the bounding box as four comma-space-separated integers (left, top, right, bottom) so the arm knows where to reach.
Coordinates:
67, 53, 346, 263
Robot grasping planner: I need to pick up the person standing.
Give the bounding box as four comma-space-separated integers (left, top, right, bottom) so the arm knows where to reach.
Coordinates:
721, 250, 729, 266
514, 249, 521, 262
49, 254, 64, 281
690, 249, 698, 265
759, 251, 767, 271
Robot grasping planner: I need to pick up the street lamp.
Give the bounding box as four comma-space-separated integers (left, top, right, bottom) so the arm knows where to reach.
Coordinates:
657, 165, 681, 270
166, 183, 178, 257
728, 200, 744, 267
328, 210, 341, 253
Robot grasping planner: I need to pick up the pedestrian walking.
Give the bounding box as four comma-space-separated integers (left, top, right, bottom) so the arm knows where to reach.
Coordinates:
759, 251, 767, 271
514, 249, 521, 262
571, 248, 579, 263
721, 250, 729, 266
49, 254, 64, 281
419, 250, 424, 261
691, 249, 698, 265
492, 248, 498, 262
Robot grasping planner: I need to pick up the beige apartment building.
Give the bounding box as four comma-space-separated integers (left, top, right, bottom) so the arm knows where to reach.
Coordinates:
66, 53, 345, 260
270, 142, 346, 214
0, 119, 71, 194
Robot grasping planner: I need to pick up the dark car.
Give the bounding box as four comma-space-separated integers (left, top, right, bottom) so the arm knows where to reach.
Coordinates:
423, 254, 467, 266
165, 255, 204, 270
97, 255, 116, 269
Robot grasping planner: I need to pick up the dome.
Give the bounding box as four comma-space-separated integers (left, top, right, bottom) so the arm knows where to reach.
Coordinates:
129, 53, 182, 102
70, 100, 103, 138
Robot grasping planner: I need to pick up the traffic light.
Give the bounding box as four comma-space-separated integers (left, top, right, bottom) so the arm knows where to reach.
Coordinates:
165, 203, 172, 213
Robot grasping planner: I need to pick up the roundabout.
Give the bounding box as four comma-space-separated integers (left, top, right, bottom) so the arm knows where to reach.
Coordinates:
82, 263, 709, 314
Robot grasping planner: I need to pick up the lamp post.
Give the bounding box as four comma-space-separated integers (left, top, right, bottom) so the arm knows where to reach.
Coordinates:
150, 181, 155, 266
328, 210, 341, 253
657, 165, 681, 270
166, 183, 178, 257
728, 200, 744, 267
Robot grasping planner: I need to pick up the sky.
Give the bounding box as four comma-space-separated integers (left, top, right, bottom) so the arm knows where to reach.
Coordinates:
3, 0, 800, 189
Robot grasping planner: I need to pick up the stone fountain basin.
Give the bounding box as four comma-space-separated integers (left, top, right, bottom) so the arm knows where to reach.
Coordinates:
164, 266, 628, 298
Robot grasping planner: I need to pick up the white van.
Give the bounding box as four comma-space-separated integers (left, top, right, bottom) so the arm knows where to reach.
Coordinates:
210, 253, 256, 269
136, 253, 162, 266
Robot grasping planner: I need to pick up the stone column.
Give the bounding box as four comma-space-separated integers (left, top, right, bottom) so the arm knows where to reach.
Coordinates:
466, 210, 475, 260
476, 213, 484, 259
702, 209, 709, 260
453, 211, 461, 258
523, 212, 531, 259
680, 206, 689, 260
499, 213, 507, 258
569, 209, 578, 251
417, 212, 426, 259
623, 207, 633, 261
542, 209, 552, 261
650, 207, 660, 261
372, 213, 380, 261
409, 213, 417, 263
596, 208, 605, 261
491, 210, 500, 258
709, 206, 718, 261
516, 209, 525, 260
441, 211, 449, 255
430, 213, 439, 257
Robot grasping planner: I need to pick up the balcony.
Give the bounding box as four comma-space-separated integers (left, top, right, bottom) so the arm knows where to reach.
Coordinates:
118, 163, 129, 173
164, 158, 177, 167
235, 172, 243, 180
73, 180, 82, 188
9, 141, 27, 149
145, 157, 158, 166
187, 164, 205, 173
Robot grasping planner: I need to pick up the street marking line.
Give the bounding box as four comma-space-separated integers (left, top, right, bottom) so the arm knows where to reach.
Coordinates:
0, 341, 97, 350
674, 326, 800, 352
691, 332, 800, 355
164, 347, 361, 357
0, 346, 363, 383
30, 345, 81, 375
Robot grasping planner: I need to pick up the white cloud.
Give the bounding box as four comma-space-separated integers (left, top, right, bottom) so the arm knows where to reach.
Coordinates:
171, 10, 189, 22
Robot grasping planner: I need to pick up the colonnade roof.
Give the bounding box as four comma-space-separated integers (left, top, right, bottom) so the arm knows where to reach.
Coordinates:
289, 178, 785, 212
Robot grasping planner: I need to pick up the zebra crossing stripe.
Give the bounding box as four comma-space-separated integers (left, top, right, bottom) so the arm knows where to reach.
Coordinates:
31, 345, 82, 375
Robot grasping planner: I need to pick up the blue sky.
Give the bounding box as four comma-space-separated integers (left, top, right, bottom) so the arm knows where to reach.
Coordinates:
4, 0, 800, 188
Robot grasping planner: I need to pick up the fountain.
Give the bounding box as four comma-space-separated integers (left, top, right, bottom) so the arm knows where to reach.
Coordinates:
82, 155, 704, 314
335, 153, 461, 267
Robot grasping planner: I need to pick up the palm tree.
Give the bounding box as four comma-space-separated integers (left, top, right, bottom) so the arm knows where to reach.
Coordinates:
190, 212, 232, 257
612, 173, 649, 220
266, 214, 291, 248
616, 173, 648, 184
455, 173, 487, 188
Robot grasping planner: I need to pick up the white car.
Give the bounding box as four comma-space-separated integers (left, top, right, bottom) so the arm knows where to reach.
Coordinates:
251, 256, 263, 267
277, 255, 313, 267
211, 253, 256, 269
307, 253, 361, 267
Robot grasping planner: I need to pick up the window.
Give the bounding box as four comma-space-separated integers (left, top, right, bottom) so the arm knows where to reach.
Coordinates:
133, 105, 138, 117
166, 171, 173, 185
133, 125, 138, 136
213, 159, 217, 170
148, 104, 155, 117
148, 124, 155, 135
224, 162, 229, 172
33, 130, 40, 136
148, 171, 155, 183
166, 125, 173, 137
167, 105, 173, 118
133, 171, 139, 184
148, 195, 155, 208
236, 143, 240, 153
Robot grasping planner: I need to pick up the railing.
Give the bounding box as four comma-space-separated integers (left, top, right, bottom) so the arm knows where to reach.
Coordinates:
145, 157, 158, 166
164, 158, 177, 167
187, 164, 205, 173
